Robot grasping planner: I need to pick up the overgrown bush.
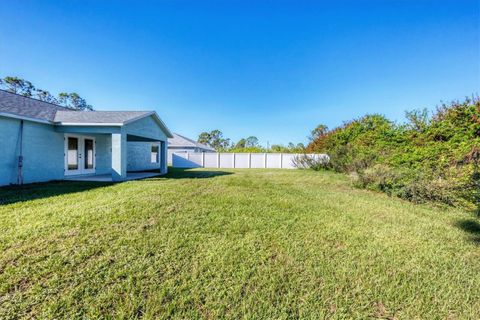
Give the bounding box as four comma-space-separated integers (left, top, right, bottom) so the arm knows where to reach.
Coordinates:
307, 97, 480, 211
292, 154, 330, 170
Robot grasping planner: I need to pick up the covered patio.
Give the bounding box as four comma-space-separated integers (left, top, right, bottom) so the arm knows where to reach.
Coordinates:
54, 110, 171, 182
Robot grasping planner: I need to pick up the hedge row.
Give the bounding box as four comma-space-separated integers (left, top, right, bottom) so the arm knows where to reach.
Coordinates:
307, 98, 480, 212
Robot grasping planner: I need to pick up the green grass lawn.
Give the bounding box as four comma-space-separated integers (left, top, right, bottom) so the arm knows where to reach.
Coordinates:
0, 169, 479, 319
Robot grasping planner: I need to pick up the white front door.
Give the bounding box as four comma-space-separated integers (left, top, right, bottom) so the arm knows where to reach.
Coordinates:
64, 134, 96, 176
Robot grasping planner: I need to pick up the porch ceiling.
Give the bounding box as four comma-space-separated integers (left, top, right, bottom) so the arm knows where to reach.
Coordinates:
55, 125, 121, 134
127, 134, 162, 142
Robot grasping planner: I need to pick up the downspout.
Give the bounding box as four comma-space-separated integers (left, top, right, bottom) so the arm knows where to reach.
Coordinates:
17, 120, 24, 185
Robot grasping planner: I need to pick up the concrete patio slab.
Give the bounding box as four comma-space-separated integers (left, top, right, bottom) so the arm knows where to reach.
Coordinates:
64, 171, 161, 182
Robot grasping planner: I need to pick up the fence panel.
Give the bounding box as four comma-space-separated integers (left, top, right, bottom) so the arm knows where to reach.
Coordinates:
266, 153, 282, 168
204, 153, 218, 168
234, 153, 250, 168
219, 153, 233, 168
171, 153, 201, 168
250, 153, 266, 168
281, 154, 297, 169
172, 152, 328, 169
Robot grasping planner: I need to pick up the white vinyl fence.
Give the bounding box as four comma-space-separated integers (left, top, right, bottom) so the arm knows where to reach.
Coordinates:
172, 152, 328, 169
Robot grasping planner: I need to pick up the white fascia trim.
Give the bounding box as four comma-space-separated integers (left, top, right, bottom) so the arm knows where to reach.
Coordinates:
55, 122, 123, 126
0, 112, 52, 124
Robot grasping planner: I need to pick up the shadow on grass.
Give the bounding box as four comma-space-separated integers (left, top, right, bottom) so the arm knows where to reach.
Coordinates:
164, 168, 233, 179
0, 181, 112, 206
0, 169, 232, 206
455, 219, 480, 245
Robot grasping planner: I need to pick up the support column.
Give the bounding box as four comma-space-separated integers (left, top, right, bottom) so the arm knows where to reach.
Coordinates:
111, 130, 127, 181
161, 140, 168, 174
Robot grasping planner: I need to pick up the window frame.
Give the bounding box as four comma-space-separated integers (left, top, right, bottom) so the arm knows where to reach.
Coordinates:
151, 144, 160, 164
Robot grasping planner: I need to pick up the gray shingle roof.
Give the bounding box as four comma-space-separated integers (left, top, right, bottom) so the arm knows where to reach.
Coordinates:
54, 110, 152, 124
0, 89, 68, 122
168, 133, 216, 151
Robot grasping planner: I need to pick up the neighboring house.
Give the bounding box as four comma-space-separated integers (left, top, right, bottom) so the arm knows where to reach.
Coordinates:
0, 90, 173, 186
167, 133, 215, 164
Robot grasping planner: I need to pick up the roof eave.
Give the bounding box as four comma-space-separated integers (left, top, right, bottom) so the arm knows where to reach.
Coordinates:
0, 112, 53, 124
168, 145, 197, 148
55, 122, 124, 126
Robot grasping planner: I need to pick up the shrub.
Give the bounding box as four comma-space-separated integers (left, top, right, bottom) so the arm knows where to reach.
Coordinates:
292, 154, 330, 170
354, 164, 400, 194
307, 97, 480, 211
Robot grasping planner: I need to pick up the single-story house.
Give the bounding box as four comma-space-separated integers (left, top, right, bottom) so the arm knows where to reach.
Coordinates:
167, 133, 215, 164
0, 90, 173, 186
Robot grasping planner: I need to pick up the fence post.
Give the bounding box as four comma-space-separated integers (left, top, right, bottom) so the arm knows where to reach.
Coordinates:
217, 153, 220, 168
202, 152, 205, 167
264, 153, 267, 168
280, 153, 283, 168
233, 153, 236, 168
248, 153, 251, 168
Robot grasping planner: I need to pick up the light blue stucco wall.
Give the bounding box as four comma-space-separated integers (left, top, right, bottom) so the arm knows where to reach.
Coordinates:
95, 134, 112, 175
125, 116, 167, 141
0, 117, 114, 186
127, 142, 161, 171
54, 127, 113, 175
0, 117, 23, 185
125, 115, 168, 174
61, 132, 113, 176
0, 116, 64, 185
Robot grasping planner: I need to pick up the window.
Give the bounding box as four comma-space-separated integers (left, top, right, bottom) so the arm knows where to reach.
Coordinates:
151, 145, 159, 163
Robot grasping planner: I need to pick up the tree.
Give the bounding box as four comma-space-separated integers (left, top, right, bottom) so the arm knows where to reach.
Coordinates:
309, 124, 328, 141
58, 92, 93, 111
405, 108, 429, 132
1, 76, 35, 97
296, 143, 306, 151
209, 130, 230, 150
245, 136, 259, 148
0, 76, 94, 110
198, 132, 211, 145
270, 144, 284, 152
34, 89, 58, 103
270, 142, 305, 153
234, 138, 246, 149
197, 130, 230, 150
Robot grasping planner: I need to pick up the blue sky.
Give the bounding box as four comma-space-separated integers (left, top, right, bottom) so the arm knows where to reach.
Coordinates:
0, 0, 478, 146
